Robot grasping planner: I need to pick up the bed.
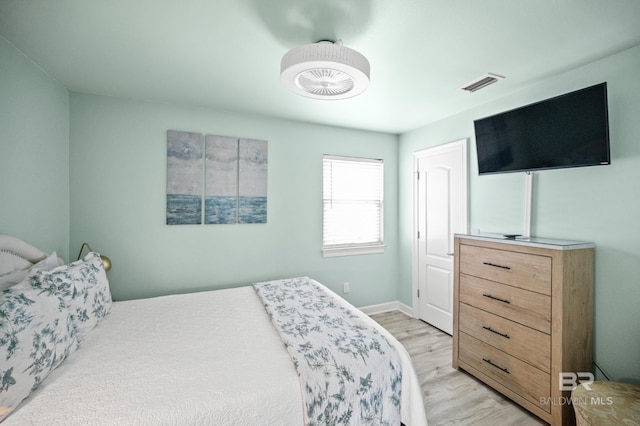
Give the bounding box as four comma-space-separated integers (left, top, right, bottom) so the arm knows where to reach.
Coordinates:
0, 234, 428, 425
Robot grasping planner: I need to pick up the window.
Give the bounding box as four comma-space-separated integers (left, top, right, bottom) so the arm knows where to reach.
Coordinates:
322, 155, 384, 257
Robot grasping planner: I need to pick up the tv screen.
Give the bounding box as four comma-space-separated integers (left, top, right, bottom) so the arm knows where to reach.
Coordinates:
474, 82, 610, 175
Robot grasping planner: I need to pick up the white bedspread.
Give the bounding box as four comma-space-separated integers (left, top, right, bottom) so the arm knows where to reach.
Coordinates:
5, 286, 304, 425
5, 284, 427, 425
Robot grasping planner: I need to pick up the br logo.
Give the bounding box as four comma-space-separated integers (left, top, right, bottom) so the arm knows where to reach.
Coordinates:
559, 372, 594, 391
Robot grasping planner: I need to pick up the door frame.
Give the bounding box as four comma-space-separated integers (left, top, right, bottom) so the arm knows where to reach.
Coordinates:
412, 139, 469, 317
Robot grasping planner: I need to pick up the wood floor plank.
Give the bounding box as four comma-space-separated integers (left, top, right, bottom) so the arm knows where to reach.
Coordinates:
370, 310, 547, 426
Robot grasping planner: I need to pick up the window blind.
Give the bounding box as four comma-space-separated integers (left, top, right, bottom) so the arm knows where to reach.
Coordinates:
322, 155, 384, 250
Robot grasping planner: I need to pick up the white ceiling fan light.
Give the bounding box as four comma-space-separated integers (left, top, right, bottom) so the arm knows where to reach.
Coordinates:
280, 40, 370, 100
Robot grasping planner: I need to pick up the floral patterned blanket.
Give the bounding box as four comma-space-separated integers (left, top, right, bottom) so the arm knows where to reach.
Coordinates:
253, 277, 402, 426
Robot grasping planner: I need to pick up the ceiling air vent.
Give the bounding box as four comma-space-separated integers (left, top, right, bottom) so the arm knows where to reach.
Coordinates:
460, 73, 505, 93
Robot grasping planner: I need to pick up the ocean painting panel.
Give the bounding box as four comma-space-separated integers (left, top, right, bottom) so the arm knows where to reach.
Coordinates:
166, 130, 203, 225
239, 139, 268, 224
205, 135, 238, 224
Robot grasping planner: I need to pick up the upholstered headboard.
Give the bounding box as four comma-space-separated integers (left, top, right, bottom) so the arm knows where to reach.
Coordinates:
0, 234, 48, 276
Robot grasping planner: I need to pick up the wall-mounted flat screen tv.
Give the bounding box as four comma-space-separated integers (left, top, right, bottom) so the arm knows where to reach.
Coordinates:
474, 82, 610, 175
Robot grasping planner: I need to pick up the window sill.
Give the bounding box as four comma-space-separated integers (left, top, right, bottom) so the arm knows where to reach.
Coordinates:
322, 244, 386, 258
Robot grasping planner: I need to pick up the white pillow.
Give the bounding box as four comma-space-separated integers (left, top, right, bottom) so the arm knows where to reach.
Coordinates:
0, 250, 31, 277
32, 251, 64, 271
0, 252, 64, 291
0, 234, 47, 276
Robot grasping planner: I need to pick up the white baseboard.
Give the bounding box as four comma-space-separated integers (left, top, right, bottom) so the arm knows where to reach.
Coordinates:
358, 301, 415, 318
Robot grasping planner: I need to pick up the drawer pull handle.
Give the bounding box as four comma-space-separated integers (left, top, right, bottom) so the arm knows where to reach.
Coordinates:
482, 293, 511, 304
482, 358, 510, 374
482, 326, 510, 339
483, 261, 511, 270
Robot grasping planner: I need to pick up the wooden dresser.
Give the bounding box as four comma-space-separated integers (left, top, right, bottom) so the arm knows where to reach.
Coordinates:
452, 234, 594, 425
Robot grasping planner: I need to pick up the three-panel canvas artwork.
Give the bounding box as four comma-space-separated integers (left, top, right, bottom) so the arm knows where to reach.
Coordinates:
166, 130, 267, 225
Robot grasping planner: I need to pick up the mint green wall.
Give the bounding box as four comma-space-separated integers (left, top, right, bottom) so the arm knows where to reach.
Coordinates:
69, 93, 399, 306
399, 45, 640, 382
0, 37, 70, 259
5, 25, 638, 384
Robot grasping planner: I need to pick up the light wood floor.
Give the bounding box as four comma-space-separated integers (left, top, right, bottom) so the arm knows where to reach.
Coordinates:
370, 310, 547, 426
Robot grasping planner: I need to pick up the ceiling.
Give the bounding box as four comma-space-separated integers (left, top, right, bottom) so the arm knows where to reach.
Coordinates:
2, 0, 640, 134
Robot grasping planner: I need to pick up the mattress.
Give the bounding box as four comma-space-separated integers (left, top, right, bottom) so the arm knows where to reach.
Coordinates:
5, 285, 427, 425
5, 286, 304, 425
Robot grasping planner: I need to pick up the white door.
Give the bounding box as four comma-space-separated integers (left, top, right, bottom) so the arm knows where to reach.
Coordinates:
413, 140, 467, 335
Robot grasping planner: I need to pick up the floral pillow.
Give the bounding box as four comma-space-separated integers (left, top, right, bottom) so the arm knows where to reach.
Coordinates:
0, 281, 78, 421
29, 252, 112, 341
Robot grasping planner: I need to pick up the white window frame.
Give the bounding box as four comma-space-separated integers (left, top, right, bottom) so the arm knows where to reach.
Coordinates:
322, 154, 385, 257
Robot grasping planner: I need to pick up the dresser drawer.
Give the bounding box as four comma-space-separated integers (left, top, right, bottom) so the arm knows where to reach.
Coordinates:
459, 333, 551, 413
459, 303, 550, 372
459, 244, 551, 295
460, 274, 551, 334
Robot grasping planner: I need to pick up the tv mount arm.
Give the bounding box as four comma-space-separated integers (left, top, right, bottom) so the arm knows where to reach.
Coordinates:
524, 172, 533, 238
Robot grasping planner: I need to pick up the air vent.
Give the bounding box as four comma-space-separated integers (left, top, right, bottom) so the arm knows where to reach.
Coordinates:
460, 73, 505, 93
